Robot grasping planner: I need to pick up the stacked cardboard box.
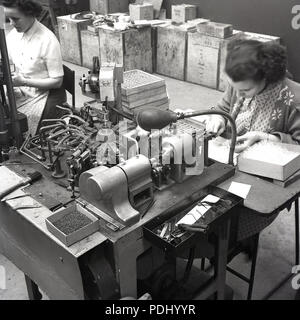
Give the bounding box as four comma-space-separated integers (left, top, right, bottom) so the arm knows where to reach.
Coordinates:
121, 70, 169, 116
196, 21, 233, 38
129, 3, 154, 21
171, 4, 197, 24
89, 0, 129, 14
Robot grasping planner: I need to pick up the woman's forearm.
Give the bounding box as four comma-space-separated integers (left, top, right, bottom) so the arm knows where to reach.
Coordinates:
259, 132, 281, 142
12, 72, 63, 90
23, 77, 63, 90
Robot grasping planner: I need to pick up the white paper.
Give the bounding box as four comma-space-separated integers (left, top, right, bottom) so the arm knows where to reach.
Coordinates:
228, 181, 251, 199
176, 194, 220, 226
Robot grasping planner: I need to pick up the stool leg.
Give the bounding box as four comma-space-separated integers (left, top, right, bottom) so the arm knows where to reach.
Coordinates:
200, 258, 205, 271
24, 274, 42, 300
247, 233, 259, 300
295, 198, 299, 266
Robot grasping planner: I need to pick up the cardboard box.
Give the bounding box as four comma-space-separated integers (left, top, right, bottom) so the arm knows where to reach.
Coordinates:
89, 0, 129, 14
57, 14, 92, 65
156, 24, 188, 80
129, 3, 154, 21
237, 141, 300, 181
135, 0, 164, 19
172, 4, 197, 24
46, 204, 99, 247
196, 21, 233, 39
99, 26, 152, 73
81, 29, 101, 69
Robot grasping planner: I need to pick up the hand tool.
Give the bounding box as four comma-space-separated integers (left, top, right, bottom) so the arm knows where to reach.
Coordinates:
1, 193, 31, 202
0, 171, 42, 200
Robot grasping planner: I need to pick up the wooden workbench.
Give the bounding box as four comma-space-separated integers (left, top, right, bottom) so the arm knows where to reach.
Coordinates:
0, 156, 237, 300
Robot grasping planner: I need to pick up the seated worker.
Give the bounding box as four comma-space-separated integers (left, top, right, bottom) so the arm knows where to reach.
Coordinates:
3, 0, 66, 136
206, 39, 300, 153
205, 39, 300, 256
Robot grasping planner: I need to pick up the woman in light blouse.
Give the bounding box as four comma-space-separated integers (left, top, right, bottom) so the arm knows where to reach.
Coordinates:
3, 0, 66, 135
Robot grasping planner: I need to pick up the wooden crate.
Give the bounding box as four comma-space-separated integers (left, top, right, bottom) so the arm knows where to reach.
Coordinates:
89, 0, 129, 14
156, 24, 188, 80
171, 4, 197, 24
237, 141, 300, 181
218, 30, 245, 91
187, 30, 245, 90
151, 20, 172, 73
81, 29, 101, 69
57, 14, 92, 65
99, 26, 152, 73
186, 32, 220, 89
129, 3, 154, 21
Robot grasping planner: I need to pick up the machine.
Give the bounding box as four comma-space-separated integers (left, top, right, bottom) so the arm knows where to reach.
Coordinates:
13, 53, 240, 299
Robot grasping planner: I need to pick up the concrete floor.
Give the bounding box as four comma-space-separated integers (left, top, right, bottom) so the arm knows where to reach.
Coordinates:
0, 62, 299, 300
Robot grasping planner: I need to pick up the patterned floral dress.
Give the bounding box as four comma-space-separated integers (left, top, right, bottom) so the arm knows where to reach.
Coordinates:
216, 78, 300, 145
215, 78, 300, 241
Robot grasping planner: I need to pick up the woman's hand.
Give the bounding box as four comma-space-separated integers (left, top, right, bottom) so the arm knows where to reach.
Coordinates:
205, 115, 226, 136
235, 131, 281, 153
11, 73, 27, 87
235, 131, 273, 153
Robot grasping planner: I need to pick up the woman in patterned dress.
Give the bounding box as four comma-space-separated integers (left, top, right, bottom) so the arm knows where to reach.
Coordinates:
206, 39, 300, 251
207, 39, 300, 152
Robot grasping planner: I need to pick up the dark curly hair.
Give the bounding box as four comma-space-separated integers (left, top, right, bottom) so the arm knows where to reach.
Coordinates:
2, 0, 42, 17
225, 39, 287, 84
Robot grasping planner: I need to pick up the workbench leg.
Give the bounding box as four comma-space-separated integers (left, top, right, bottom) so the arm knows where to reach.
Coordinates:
247, 233, 259, 300
24, 274, 42, 300
114, 231, 145, 299
295, 198, 299, 266
215, 220, 231, 300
